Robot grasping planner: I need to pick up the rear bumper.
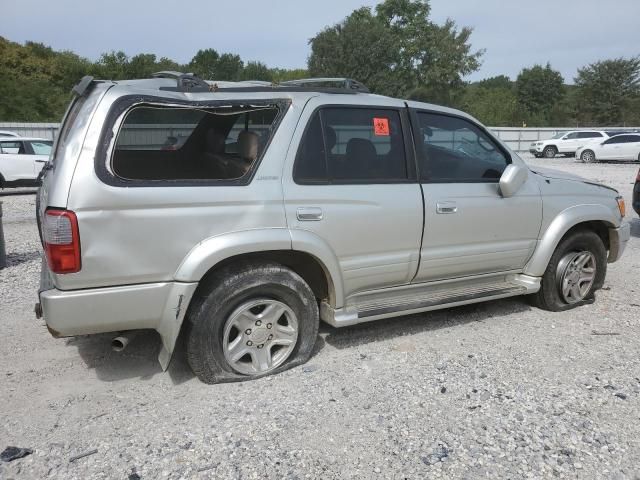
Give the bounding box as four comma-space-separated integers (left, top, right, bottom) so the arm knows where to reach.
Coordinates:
38, 279, 198, 369
40, 283, 176, 337
608, 223, 631, 263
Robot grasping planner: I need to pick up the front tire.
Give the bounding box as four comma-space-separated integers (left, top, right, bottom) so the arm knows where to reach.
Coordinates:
530, 229, 606, 311
581, 149, 596, 163
186, 262, 319, 384
543, 146, 557, 158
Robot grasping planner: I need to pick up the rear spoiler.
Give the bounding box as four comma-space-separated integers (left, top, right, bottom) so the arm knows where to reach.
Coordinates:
71, 76, 98, 97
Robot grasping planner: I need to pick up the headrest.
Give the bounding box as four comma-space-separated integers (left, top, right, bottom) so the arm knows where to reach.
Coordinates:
346, 138, 376, 160
206, 129, 226, 154
238, 131, 259, 162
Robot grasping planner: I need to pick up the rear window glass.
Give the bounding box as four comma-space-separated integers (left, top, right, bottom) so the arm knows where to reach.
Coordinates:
112, 105, 280, 181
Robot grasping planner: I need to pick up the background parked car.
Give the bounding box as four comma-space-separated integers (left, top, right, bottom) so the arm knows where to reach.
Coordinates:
0, 130, 21, 138
576, 133, 640, 163
529, 130, 608, 158
0, 137, 52, 187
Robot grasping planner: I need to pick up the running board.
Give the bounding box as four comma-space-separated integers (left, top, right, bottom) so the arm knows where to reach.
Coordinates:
321, 274, 539, 328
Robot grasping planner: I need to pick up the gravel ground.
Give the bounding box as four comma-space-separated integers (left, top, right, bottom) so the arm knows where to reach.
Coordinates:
1, 155, 639, 479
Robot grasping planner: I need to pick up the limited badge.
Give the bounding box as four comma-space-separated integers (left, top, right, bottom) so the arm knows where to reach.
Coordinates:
373, 117, 390, 136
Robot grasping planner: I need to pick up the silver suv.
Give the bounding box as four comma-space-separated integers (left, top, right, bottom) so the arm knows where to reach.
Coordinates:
36, 74, 631, 384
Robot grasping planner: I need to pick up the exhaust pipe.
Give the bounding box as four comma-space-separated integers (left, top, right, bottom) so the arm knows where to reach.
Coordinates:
111, 332, 137, 352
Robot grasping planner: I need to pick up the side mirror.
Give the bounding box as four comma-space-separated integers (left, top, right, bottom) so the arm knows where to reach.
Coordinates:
499, 164, 528, 198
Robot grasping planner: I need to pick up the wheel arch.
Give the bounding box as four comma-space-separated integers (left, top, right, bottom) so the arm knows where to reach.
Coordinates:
173, 228, 343, 308
524, 205, 616, 277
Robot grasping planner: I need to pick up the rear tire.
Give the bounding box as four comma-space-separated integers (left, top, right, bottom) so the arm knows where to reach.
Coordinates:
185, 262, 319, 384
581, 149, 596, 163
543, 146, 557, 158
530, 229, 607, 312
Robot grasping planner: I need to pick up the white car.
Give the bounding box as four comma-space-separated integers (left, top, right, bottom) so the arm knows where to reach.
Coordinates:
0, 130, 21, 138
576, 133, 640, 163
529, 130, 609, 158
0, 137, 52, 187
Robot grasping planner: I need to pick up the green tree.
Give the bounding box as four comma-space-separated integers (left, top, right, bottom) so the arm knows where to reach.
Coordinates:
574, 57, 640, 125
515, 63, 565, 124
241, 61, 273, 81
460, 85, 520, 126
215, 53, 244, 80
270, 68, 309, 82
476, 75, 512, 90
308, 0, 482, 99
188, 48, 220, 79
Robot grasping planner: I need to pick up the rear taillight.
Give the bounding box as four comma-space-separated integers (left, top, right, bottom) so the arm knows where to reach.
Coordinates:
43, 209, 81, 274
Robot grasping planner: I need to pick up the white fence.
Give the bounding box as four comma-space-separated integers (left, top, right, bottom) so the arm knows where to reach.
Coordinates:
2, 122, 639, 153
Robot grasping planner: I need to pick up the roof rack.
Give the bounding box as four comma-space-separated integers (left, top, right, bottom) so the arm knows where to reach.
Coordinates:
151, 72, 370, 94
280, 78, 370, 93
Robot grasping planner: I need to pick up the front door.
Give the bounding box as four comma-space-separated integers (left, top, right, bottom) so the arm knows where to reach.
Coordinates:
599, 136, 624, 160
283, 101, 424, 300
409, 107, 542, 283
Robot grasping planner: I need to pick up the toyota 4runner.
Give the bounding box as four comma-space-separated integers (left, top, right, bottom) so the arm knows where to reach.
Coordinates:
36, 74, 631, 383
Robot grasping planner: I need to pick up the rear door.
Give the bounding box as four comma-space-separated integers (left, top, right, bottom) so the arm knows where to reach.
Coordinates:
599, 136, 625, 160
618, 135, 640, 160
0, 140, 32, 181
26, 140, 53, 175
409, 107, 542, 282
282, 97, 424, 299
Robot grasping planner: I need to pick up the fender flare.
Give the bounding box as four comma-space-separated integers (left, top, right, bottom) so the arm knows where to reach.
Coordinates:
174, 228, 292, 282
173, 227, 345, 307
523, 204, 617, 277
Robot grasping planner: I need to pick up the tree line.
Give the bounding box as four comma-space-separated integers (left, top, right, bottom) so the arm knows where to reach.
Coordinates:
1, 0, 639, 126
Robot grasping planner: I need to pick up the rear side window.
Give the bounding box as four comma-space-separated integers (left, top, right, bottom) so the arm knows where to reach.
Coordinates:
416, 112, 509, 182
294, 107, 408, 183
111, 105, 280, 182
578, 132, 602, 139
29, 141, 53, 155
0, 141, 25, 154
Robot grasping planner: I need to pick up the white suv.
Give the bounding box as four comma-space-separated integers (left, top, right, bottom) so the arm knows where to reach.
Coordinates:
530, 130, 609, 158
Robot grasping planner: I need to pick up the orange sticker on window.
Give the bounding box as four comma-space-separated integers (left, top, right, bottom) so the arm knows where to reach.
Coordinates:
373, 117, 390, 136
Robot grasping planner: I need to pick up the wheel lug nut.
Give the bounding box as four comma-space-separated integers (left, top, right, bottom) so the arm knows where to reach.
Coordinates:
245, 329, 252, 335
267, 323, 272, 329
255, 320, 262, 326
268, 334, 273, 340
246, 341, 253, 346
257, 344, 264, 349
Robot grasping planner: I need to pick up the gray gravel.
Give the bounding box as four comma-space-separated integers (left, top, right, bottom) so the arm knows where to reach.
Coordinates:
1, 155, 639, 479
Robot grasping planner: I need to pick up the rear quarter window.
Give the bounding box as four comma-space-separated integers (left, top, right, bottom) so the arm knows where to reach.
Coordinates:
110, 104, 282, 183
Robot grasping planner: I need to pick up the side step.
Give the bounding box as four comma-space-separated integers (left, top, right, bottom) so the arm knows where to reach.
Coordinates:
321, 274, 539, 328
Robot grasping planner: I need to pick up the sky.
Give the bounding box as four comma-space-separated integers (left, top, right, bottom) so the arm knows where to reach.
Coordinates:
2, 0, 639, 83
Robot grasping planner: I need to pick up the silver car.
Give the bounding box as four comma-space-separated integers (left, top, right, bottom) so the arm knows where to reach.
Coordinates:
36, 74, 631, 383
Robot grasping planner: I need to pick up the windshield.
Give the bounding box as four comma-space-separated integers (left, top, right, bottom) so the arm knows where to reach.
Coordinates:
551, 132, 566, 139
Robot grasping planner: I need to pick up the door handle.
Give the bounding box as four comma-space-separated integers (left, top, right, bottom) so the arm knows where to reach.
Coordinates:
436, 202, 457, 214
35, 159, 47, 163
297, 207, 323, 221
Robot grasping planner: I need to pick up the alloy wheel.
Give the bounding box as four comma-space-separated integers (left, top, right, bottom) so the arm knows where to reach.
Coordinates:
555, 251, 596, 304
222, 298, 299, 375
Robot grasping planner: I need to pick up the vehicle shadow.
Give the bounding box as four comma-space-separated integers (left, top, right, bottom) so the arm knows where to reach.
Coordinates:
70, 330, 196, 385
70, 297, 531, 385
630, 218, 640, 238
320, 297, 531, 351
